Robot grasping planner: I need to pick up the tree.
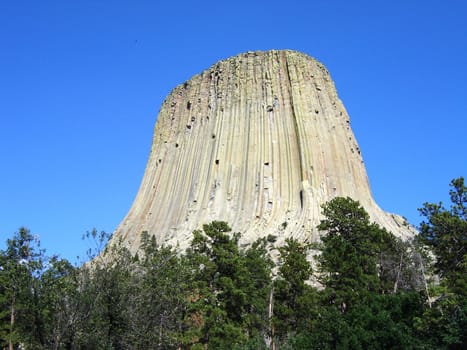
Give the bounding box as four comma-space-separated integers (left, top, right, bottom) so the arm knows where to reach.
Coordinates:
419, 177, 467, 294
78, 235, 133, 349
127, 233, 190, 349
183, 221, 272, 349
38, 256, 78, 349
240, 237, 274, 344
0, 227, 44, 350
378, 235, 429, 295
416, 177, 467, 348
317, 197, 390, 309
272, 238, 317, 344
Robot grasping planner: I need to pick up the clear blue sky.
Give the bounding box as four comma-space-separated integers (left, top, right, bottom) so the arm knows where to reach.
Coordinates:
1, 0, 466, 263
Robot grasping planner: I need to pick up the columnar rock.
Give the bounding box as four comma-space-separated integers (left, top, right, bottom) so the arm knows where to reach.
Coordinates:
111, 50, 413, 254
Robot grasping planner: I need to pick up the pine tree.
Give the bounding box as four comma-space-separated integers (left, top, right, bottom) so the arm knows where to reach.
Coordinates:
0, 228, 44, 350
419, 177, 466, 295
416, 177, 467, 348
183, 221, 272, 349
272, 238, 317, 344
317, 197, 389, 309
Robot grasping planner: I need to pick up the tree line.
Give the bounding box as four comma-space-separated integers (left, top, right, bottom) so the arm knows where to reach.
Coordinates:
1, 177, 465, 349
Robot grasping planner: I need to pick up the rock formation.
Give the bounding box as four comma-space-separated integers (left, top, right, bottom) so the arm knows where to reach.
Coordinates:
110, 50, 413, 254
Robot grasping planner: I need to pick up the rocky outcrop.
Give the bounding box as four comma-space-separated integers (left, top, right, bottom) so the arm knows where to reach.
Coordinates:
110, 50, 413, 254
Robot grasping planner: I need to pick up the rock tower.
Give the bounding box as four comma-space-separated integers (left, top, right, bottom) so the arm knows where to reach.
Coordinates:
110, 50, 413, 254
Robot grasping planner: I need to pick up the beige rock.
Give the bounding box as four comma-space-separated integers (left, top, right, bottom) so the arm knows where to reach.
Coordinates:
109, 50, 414, 255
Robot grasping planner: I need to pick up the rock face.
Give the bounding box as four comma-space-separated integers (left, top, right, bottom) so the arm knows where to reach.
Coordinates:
111, 50, 413, 254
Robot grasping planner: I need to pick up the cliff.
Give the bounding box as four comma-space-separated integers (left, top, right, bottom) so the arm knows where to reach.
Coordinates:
109, 50, 414, 254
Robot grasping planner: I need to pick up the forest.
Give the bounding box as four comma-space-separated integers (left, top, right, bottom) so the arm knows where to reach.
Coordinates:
1, 178, 465, 349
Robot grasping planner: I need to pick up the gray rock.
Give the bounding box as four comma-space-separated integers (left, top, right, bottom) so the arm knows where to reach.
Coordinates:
109, 50, 414, 255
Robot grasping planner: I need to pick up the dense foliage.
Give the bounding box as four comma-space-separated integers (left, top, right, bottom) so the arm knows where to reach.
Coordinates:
1, 178, 465, 349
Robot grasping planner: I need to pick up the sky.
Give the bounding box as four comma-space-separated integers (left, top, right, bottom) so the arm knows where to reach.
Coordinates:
1, 0, 466, 263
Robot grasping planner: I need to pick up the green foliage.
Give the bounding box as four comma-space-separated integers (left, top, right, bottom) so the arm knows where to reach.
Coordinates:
415, 294, 467, 349
38, 255, 78, 349
284, 292, 425, 349
304, 197, 433, 349
183, 221, 273, 349
128, 233, 190, 349
1, 176, 465, 350
419, 177, 467, 294
416, 177, 467, 348
0, 227, 45, 349
272, 238, 317, 342
317, 197, 391, 308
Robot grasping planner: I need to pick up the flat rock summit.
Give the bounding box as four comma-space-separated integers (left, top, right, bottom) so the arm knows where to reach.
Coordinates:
110, 50, 413, 254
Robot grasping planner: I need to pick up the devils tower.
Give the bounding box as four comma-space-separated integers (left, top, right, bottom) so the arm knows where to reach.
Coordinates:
110, 50, 413, 254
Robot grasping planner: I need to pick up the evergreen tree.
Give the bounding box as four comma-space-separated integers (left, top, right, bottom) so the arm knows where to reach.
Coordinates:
419, 177, 466, 295
183, 221, 272, 349
416, 177, 467, 349
38, 255, 78, 349
0, 227, 44, 350
127, 233, 190, 349
306, 197, 427, 349
317, 197, 390, 309
240, 237, 274, 343
272, 238, 317, 344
